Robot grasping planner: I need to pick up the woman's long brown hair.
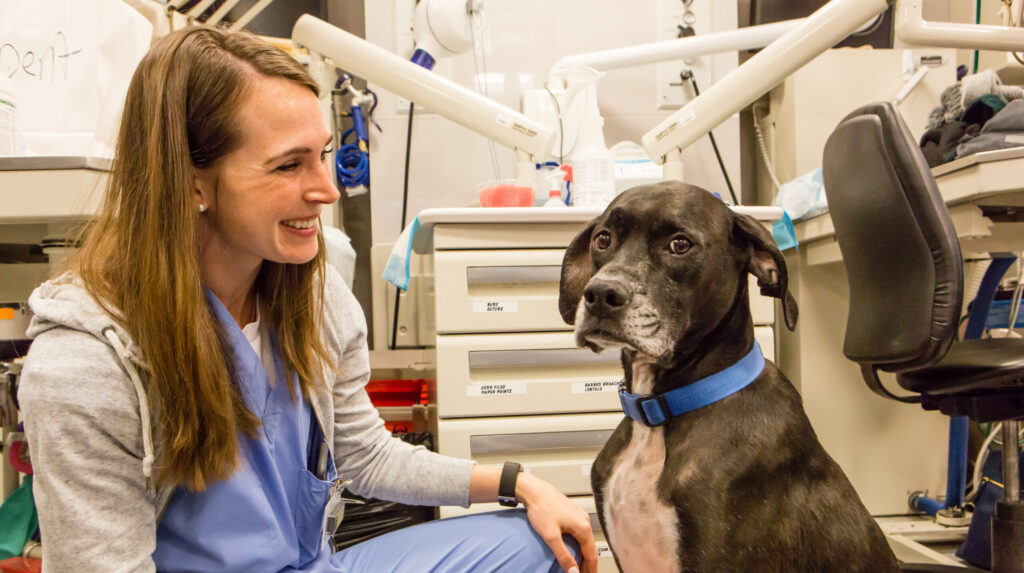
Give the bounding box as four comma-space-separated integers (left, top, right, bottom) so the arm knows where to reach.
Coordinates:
75, 26, 334, 491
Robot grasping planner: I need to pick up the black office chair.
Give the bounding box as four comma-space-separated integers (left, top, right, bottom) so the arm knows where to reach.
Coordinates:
821, 102, 1024, 573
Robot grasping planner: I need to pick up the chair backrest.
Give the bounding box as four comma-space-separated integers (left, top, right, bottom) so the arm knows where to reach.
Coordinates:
822, 102, 963, 373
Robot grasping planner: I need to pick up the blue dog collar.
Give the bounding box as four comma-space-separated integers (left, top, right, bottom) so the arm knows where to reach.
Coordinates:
619, 342, 765, 427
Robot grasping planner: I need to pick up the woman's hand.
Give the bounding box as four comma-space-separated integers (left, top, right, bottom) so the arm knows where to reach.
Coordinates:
469, 464, 598, 573
516, 472, 598, 573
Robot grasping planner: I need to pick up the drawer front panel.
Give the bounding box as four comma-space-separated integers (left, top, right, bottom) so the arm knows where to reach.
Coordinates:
437, 332, 623, 418
435, 249, 568, 333
435, 248, 775, 333
437, 413, 622, 497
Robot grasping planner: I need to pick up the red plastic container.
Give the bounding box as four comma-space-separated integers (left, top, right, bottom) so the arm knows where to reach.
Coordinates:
477, 180, 534, 207
365, 379, 428, 407
366, 379, 430, 434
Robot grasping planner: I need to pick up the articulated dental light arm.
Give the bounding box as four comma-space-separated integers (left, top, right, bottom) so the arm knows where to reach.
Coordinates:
640, 0, 891, 180
547, 19, 805, 89
292, 15, 554, 187
896, 0, 1024, 51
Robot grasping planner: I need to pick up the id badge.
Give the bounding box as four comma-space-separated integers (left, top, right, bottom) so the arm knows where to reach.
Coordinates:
321, 478, 353, 551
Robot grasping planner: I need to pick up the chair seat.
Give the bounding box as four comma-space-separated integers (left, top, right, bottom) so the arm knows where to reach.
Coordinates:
897, 338, 1024, 395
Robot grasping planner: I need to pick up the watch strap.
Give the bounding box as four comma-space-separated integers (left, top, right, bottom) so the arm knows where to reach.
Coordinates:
497, 461, 522, 507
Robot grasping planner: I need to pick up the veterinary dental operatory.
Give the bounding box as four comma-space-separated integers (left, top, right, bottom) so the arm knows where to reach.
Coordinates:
5, 0, 1024, 571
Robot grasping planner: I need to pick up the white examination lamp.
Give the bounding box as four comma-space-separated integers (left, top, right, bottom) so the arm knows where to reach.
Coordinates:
410, 0, 477, 69
292, 15, 554, 187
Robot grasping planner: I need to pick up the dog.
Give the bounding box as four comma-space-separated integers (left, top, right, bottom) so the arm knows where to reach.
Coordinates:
559, 181, 899, 572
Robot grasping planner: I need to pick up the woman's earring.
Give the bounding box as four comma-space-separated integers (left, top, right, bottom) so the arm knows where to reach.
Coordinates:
198, 204, 207, 213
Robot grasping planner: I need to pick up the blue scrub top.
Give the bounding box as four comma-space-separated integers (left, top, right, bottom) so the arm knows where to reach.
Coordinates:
153, 291, 337, 572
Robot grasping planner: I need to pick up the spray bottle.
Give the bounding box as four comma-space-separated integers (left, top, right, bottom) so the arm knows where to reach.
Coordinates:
542, 166, 568, 207
565, 66, 614, 207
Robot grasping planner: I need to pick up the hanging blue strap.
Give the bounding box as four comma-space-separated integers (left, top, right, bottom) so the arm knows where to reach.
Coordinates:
619, 342, 765, 427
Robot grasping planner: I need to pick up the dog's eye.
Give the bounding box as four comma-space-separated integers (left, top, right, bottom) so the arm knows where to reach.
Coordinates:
593, 231, 612, 250
669, 237, 692, 255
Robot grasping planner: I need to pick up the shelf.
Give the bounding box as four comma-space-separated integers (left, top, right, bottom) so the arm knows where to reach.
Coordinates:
1, 157, 110, 223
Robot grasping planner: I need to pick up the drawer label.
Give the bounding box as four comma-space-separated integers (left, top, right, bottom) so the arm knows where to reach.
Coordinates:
571, 380, 620, 394
473, 301, 519, 313
468, 383, 526, 396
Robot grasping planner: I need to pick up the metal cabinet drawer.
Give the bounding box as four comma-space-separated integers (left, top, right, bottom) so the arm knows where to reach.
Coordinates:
437, 412, 622, 497
434, 249, 568, 334
437, 332, 623, 418
434, 248, 776, 334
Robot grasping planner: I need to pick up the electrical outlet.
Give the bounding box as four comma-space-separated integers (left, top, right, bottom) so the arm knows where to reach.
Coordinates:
656, 0, 715, 110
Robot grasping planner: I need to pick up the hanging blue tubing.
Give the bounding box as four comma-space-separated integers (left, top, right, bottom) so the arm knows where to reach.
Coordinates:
336, 103, 370, 189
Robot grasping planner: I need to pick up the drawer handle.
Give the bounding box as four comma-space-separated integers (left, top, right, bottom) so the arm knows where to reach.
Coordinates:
470, 429, 614, 453
466, 265, 562, 284
468, 348, 620, 368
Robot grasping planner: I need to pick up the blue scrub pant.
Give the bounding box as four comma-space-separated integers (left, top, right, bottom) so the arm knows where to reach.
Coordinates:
328, 509, 582, 572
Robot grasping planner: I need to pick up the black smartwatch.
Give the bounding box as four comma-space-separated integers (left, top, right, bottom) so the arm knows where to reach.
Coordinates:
497, 461, 523, 507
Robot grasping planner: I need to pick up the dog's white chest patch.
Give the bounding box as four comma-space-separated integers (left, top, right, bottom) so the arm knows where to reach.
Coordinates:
603, 363, 681, 573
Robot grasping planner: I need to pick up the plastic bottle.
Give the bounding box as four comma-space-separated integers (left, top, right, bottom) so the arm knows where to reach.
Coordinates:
0, 74, 17, 157
542, 168, 567, 207
566, 66, 614, 207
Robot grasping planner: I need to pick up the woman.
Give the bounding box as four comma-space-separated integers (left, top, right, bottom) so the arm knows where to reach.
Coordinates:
19, 25, 596, 572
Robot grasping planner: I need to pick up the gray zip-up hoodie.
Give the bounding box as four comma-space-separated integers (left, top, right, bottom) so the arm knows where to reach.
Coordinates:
18, 268, 474, 572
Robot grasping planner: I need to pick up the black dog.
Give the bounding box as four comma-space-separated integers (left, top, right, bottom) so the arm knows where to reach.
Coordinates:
559, 182, 898, 572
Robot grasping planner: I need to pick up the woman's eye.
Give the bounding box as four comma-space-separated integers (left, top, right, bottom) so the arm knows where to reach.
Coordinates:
320, 148, 333, 162
593, 231, 612, 250
276, 162, 300, 172
669, 237, 692, 255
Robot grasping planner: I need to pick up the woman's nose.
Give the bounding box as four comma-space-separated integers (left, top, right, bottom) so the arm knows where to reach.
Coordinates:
306, 155, 341, 205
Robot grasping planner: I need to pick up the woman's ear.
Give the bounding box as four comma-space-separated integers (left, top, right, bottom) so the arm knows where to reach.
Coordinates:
193, 167, 214, 212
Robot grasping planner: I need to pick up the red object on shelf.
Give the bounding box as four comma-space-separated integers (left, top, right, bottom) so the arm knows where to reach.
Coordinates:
478, 182, 534, 207
365, 379, 429, 407
366, 379, 430, 434
0, 557, 42, 573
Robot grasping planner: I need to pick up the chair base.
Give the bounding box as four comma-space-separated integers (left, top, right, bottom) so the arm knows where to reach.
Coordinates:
992, 500, 1024, 573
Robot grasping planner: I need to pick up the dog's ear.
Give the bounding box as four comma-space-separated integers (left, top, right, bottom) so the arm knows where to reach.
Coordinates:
732, 213, 798, 331
559, 222, 597, 324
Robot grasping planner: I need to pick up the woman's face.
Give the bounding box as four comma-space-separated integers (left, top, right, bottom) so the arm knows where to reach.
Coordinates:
195, 73, 338, 277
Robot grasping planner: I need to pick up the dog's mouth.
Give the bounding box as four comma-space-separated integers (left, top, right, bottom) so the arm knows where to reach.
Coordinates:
577, 319, 639, 352
577, 317, 671, 362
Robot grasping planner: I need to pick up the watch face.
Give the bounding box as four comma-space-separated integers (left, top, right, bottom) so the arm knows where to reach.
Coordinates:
498, 496, 517, 507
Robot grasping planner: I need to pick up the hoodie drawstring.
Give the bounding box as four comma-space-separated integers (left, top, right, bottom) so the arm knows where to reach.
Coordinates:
102, 327, 156, 493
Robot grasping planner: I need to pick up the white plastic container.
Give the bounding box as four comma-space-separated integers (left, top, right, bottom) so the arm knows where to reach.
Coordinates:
0, 75, 17, 156
571, 119, 615, 207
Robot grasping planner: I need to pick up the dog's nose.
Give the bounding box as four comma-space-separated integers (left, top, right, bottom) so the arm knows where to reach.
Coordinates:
584, 279, 632, 318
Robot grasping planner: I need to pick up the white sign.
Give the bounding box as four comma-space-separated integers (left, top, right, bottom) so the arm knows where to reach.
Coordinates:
571, 380, 620, 394
472, 301, 519, 313
467, 383, 526, 397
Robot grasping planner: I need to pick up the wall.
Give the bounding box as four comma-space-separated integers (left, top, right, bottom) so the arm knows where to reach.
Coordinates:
363, 0, 741, 245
